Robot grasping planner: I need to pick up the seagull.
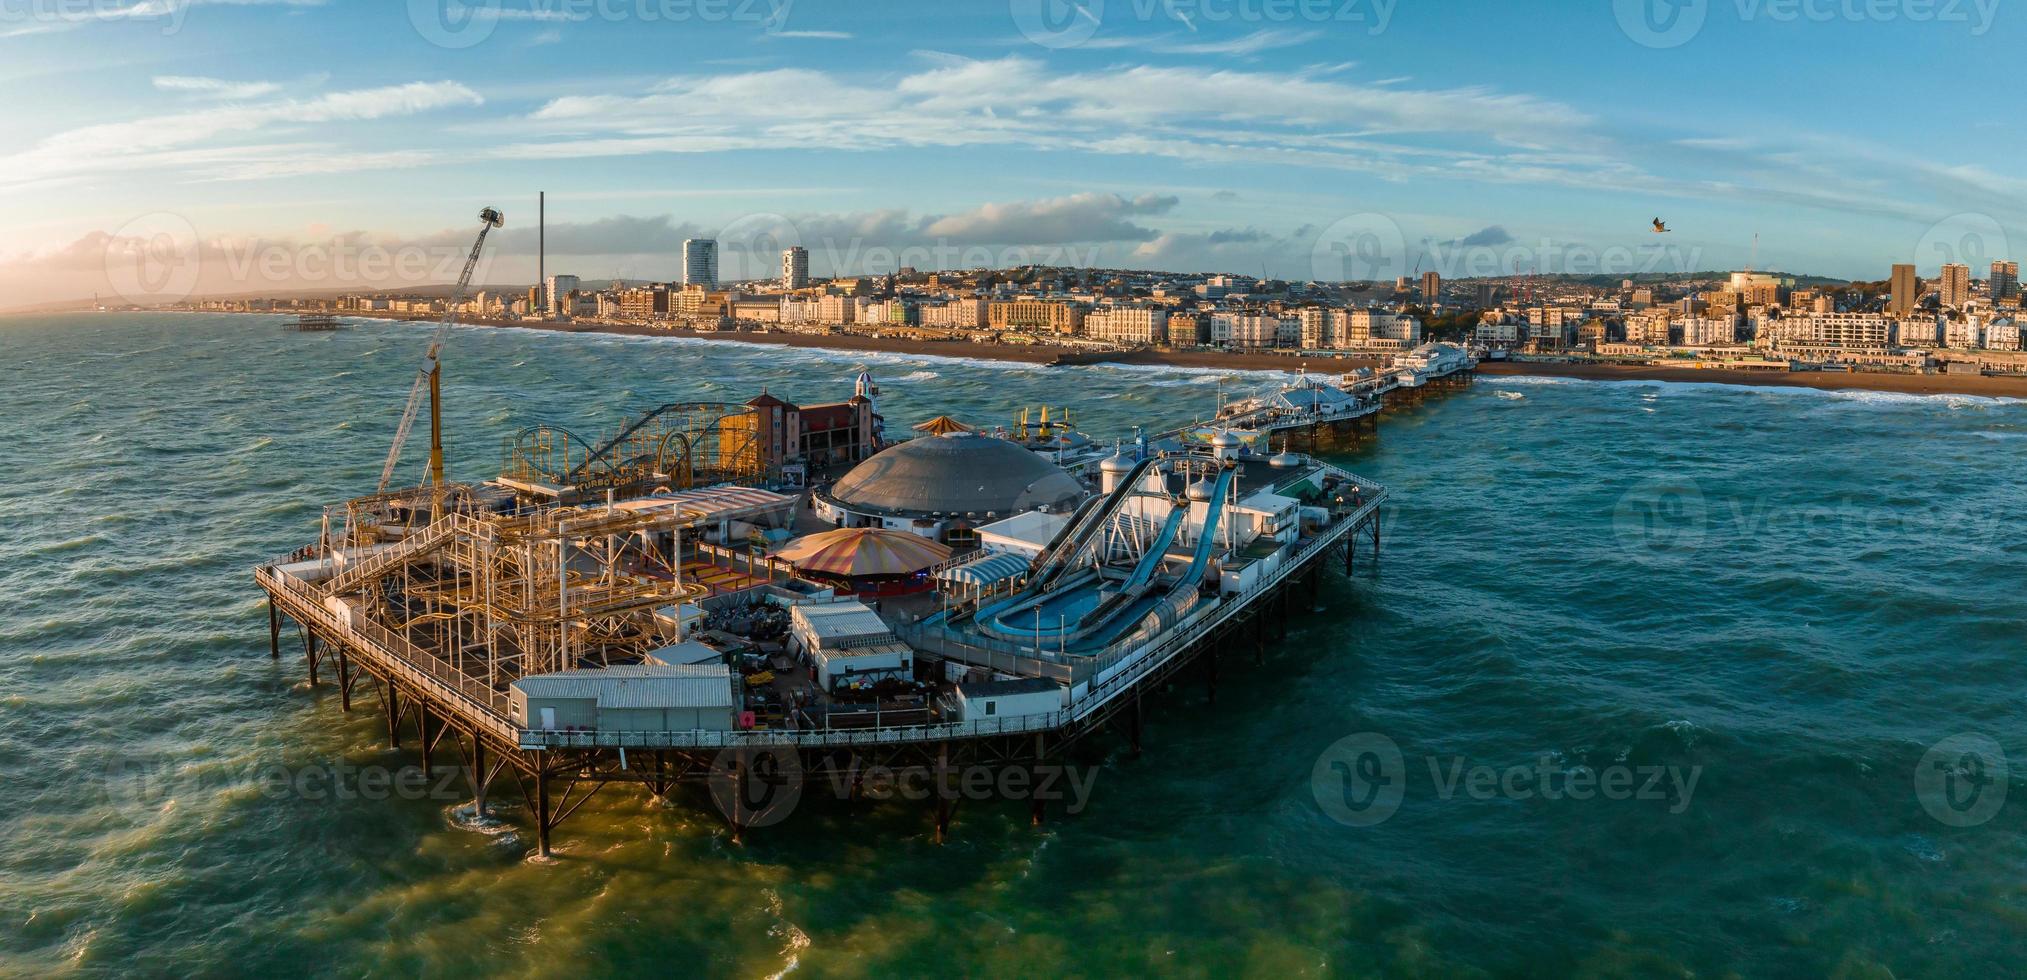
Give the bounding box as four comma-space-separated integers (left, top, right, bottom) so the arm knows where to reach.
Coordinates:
1652, 218, 1670, 233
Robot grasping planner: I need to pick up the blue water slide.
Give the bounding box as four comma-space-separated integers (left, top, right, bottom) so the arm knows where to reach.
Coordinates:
1122, 504, 1187, 592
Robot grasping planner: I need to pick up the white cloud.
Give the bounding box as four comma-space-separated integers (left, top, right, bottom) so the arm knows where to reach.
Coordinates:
0, 81, 483, 190
152, 75, 283, 99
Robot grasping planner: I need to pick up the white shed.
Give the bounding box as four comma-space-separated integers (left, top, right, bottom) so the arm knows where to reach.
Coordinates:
953, 678, 1065, 723
511, 664, 738, 733
789, 600, 913, 691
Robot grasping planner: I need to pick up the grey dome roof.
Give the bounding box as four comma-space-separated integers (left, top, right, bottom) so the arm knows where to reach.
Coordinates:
828, 432, 1085, 516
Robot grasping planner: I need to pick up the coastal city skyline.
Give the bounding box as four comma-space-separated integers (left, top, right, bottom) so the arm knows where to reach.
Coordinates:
2, 2, 2022, 309
5, 5, 2024, 977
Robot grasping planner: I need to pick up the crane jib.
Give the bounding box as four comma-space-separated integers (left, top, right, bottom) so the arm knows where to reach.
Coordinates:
375, 211, 502, 493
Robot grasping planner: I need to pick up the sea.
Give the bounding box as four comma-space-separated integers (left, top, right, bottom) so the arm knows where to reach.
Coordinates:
2, 313, 2023, 977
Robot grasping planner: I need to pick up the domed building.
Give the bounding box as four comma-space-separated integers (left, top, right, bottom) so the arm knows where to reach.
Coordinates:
812, 430, 1090, 543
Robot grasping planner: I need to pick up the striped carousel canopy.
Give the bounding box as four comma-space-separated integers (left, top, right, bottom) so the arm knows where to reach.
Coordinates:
912, 415, 974, 435
773, 528, 953, 578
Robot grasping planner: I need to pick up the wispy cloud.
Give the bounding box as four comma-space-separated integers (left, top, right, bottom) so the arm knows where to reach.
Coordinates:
0, 81, 482, 190
152, 75, 284, 99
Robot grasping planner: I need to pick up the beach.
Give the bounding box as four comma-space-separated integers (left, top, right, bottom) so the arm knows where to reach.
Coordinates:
278, 310, 2027, 398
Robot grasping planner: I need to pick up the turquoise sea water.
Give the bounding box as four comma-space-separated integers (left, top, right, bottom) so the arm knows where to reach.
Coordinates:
2, 313, 2024, 976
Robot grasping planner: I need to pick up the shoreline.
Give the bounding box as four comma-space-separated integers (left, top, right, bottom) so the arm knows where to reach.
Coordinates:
201, 309, 2027, 399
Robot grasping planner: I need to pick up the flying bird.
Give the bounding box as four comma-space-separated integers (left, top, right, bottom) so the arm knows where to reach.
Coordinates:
1652, 218, 1670, 233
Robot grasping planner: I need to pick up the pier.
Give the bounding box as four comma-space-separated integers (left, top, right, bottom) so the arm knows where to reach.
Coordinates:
246, 338, 1487, 855
255, 448, 1385, 852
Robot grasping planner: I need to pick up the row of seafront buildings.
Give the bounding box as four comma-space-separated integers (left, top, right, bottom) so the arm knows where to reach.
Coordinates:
1471, 267, 2027, 372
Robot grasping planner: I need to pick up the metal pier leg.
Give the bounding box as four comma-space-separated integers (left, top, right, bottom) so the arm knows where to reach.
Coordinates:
304, 633, 318, 687
1031, 734, 1048, 826
337, 650, 353, 711
267, 599, 280, 659
386, 686, 401, 749
536, 769, 553, 857
417, 707, 433, 779
1371, 513, 1382, 576
1127, 696, 1142, 760
728, 756, 747, 845
472, 739, 489, 817
933, 742, 953, 844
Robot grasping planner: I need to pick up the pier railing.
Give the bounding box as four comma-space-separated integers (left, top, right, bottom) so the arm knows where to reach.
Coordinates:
256, 564, 518, 743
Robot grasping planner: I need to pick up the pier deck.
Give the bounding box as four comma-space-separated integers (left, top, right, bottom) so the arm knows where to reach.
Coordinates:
255, 466, 1386, 852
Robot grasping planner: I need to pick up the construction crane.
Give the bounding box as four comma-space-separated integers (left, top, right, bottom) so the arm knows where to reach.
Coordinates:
376, 207, 505, 493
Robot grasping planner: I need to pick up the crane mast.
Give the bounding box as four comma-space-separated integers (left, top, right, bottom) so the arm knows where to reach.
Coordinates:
376, 207, 505, 493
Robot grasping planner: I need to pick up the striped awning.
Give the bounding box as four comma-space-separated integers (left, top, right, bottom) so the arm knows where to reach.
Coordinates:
773, 528, 952, 577
912, 415, 974, 435
934, 551, 1031, 590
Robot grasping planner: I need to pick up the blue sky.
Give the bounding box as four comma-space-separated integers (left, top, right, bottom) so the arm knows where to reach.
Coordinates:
1, 0, 2019, 307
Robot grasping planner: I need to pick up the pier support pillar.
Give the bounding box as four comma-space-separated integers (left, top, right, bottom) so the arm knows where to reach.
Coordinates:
304, 633, 318, 687
267, 599, 280, 660
933, 742, 954, 844
337, 650, 353, 712
535, 769, 553, 857
417, 707, 433, 779
385, 686, 401, 749
728, 757, 748, 846
1127, 695, 1142, 760
471, 739, 489, 817
1031, 734, 1048, 826
1371, 514, 1382, 575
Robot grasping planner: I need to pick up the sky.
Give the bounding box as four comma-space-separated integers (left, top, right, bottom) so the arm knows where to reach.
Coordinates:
1, 0, 2021, 309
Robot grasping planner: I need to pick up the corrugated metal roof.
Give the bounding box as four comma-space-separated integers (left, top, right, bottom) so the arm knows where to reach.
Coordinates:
513, 664, 735, 709
792, 601, 892, 641
935, 551, 1031, 588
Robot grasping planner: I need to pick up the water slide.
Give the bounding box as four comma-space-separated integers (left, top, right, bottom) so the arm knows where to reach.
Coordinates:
975, 464, 1235, 652
1022, 457, 1156, 591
